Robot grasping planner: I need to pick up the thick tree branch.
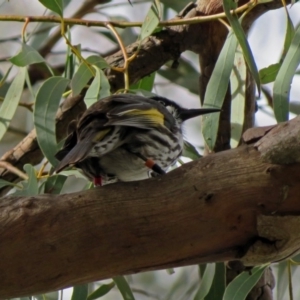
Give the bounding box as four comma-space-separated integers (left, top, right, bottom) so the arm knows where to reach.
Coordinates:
1, 116, 300, 298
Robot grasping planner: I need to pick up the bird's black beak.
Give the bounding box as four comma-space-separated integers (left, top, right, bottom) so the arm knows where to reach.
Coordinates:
180, 108, 221, 122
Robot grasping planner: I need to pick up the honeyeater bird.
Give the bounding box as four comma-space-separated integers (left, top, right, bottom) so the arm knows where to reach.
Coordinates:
55, 94, 220, 185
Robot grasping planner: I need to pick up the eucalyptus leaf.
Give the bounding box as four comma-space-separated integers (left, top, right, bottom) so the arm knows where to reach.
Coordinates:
140, 2, 160, 41
130, 72, 156, 91
10, 44, 45, 67
259, 63, 281, 84
34, 76, 70, 167
113, 276, 135, 300
194, 263, 216, 300
0, 67, 26, 142
230, 46, 246, 148
13, 164, 38, 196
273, 24, 300, 122
84, 66, 101, 108
71, 55, 109, 97
71, 285, 88, 300
182, 141, 201, 160
0, 179, 17, 189
202, 30, 237, 150
282, 6, 295, 60
223, 0, 260, 92
223, 265, 268, 300
87, 282, 115, 300
44, 175, 67, 194
39, 0, 64, 16
205, 263, 226, 300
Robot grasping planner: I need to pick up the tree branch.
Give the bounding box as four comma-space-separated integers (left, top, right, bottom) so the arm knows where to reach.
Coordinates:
1, 116, 300, 298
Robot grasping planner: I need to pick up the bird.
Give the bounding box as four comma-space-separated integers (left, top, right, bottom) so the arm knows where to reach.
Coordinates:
54, 94, 220, 186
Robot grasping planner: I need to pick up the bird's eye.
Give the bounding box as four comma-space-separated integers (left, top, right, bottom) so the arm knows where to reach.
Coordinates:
158, 100, 166, 106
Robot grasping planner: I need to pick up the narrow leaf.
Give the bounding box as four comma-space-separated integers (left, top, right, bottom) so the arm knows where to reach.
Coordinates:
182, 141, 201, 160
194, 263, 216, 300
273, 24, 300, 122
39, 0, 64, 16
0, 179, 17, 189
202, 30, 237, 150
71, 55, 109, 97
44, 175, 67, 194
0, 67, 26, 141
140, 2, 160, 41
223, 0, 260, 92
282, 5, 295, 60
230, 46, 246, 148
13, 164, 38, 196
71, 285, 88, 300
205, 262, 226, 300
84, 66, 110, 108
259, 63, 281, 84
10, 44, 45, 67
223, 265, 268, 300
87, 282, 115, 300
34, 76, 70, 167
84, 66, 101, 108
113, 276, 135, 300
130, 72, 156, 91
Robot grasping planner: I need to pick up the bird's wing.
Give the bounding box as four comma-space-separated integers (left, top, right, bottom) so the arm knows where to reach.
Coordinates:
105, 101, 166, 129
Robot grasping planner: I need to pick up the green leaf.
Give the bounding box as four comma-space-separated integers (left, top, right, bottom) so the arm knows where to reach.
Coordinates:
9, 44, 45, 67
0, 179, 17, 189
71, 55, 109, 97
140, 2, 160, 41
84, 66, 101, 108
44, 175, 67, 194
39, 0, 64, 16
128, 89, 156, 98
113, 276, 135, 300
259, 63, 281, 84
160, 0, 191, 12
13, 164, 38, 196
273, 24, 300, 123
230, 46, 246, 148
34, 76, 70, 167
158, 57, 199, 95
182, 141, 201, 160
282, 7, 295, 61
130, 72, 156, 91
87, 282, 115, 300
205, 262, 226, 300
34, 291, 59, 300
71, 285, 88, 300
223, 265, 268, 300
223, 0, 260, 92
0, 67, 26, 142
202, 30, 237, 150
194, 263, 216, 300
84, 66, 110, 108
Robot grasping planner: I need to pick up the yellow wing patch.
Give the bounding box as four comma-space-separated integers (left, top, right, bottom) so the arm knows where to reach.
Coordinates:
92, 128, 111, 142
126, 108, 164, 125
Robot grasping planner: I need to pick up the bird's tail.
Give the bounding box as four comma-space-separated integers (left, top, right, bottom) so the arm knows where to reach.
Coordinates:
54, 138, 93, 173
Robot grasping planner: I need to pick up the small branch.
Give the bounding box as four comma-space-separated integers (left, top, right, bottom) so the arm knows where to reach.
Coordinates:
0, 0, 259, 29
0, 161, 28, 180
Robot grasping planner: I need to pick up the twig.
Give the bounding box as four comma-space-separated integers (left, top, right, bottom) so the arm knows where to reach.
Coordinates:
0, 0, 259, 29
0, 161, 28, 180
105, 23, 138, 91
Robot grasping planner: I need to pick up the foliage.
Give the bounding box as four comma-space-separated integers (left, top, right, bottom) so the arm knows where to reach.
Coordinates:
0, 0, 300, 299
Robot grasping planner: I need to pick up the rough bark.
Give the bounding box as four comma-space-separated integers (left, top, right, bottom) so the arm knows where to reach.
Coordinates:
1, 116, 300, 298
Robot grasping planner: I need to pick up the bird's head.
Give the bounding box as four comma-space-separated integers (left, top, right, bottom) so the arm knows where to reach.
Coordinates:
150, 96, 220, 124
